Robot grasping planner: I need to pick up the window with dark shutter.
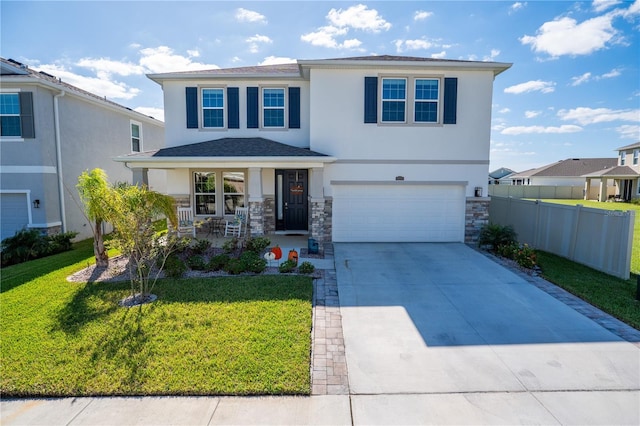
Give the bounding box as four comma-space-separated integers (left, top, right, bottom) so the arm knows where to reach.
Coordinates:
364, 77, 378, 123
185, 87, 198, 128
227, 87, 239, 129
288, 87, 300, 129
247, 87, 259, 128
443, 77, 458, 125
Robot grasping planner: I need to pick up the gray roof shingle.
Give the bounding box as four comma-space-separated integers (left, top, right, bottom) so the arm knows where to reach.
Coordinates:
152, 137, 328, 158
509, 158, 618, 178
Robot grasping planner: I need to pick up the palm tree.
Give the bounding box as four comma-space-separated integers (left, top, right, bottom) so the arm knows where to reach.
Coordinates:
76, 168, 112, 268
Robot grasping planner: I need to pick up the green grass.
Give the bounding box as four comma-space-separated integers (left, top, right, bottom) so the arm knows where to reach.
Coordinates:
536, 199, 640, 274
1, 240, 313, 396
536, 251, 640, 330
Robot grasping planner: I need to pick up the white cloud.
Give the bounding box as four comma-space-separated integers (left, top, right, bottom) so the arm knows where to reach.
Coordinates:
35, 63, 140, 100
342, 39, 363, 49
259, 56, 297, 66
501, 125, 583, 135
504, 80, 556, 94
499, 108, 511, 114
616, 124, 640, 139
520, 14, 618, 57
600, 68, 622, 79
187, 50, 200, 58
395, 39, 435, 52
557, 107, 640, 125
483, 49, 501, 61
571, 72, 592, 86
525, 110, 541, 118
414, 10, 433, 21
300, 25, 349, 48
76, 58, 144, 78
509, 2, 527, 14
431, 51, 447, 59
246, 34, 273, 53
327, 4, 391, 32
134, 106, 164, 122
592, 0, 621, 12
235, 8, 267, 24
139, 46, 219, 73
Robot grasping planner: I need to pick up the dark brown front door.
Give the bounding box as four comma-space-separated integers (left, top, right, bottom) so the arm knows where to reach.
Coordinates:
276, 169, 308, 231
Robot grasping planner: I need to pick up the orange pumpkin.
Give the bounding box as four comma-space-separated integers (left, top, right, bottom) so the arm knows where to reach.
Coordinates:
270, 246, 282, 260
288, 249, 298, 265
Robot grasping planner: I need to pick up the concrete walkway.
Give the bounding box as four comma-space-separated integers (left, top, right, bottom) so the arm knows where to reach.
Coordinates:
3, 242, 640, 425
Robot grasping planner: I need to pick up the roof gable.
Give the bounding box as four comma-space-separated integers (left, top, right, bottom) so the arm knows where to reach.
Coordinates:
510, 158, 618, 178
152, 137, 328, 158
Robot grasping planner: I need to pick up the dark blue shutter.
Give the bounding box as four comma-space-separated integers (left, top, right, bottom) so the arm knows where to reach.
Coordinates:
19, 92, 35, 138
185, 87, 198, 128
364, 77, 378, 123
288, 87, 300, 129
227, 87, 239, 129
443, 77, 458, 125
247, 87, 259, 128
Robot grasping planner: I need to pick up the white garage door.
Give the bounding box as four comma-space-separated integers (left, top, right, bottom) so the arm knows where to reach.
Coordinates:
332, 184, 465, 242
1, 193, 30, 241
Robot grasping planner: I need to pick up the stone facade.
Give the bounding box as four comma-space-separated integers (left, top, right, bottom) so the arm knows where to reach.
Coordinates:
465, 197, 489, 243
308, 197, 332, 247
248, 201, 264, 235
263, 197, 275, 234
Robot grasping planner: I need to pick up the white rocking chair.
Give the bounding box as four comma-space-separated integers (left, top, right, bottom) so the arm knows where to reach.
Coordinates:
177, 207, 196, 237
224, 206, 249, 237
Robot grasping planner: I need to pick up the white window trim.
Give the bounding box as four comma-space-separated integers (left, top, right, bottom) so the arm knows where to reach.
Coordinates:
378, 74, 445, 126
130, 120, 142, 153
192, 170, 246, 217
260, 86, 287, 129
380, 77, 407, 124
620, 152, 626, 166
633, 149, 639, 165
201, 87, 227, 130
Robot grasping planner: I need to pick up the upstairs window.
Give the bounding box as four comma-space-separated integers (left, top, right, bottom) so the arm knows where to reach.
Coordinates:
202, 88, 224, 128
381, 78, 406, 122
414, 79, 439, 123
0, 93, 21, 136
263, 88, 285, 127
633, 149, 639, 165
620, 152, 626, 166
130, 121, 141, 152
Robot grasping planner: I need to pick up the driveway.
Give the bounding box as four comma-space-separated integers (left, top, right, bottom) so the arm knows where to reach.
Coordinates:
335, 243, 640, 425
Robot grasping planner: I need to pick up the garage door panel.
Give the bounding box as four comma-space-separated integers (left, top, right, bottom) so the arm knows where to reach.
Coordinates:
1, 193, 30, 241
332, 185, 465, 242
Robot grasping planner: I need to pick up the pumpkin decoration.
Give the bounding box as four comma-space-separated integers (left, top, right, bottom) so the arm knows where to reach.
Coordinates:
270, 246, 282, 260
288, 249, 299, 266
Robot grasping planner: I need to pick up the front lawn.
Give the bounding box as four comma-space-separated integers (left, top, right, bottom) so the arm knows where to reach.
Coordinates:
537, 199, 640, 274
1, 240, 313, 396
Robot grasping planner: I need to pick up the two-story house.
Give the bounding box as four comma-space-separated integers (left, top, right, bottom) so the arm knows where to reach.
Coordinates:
584, 142, 640, 201
115, 55, 511, 244
0, 57, 166, 241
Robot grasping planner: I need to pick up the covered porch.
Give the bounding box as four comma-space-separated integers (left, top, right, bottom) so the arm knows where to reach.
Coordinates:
584, 166, 640, 202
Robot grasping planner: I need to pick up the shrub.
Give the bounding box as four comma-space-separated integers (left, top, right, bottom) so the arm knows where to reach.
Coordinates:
47, 232, 78, 254
278, 259, 297, 274
513, 244, 537, 269
298, 261, 315, 274
222, 237, 239, 254
164, 254, 187, 278
478, 223, 517, 251
173, 237, 192, 255
207, 254, 230, 271
225, 258, 247, 275
240, 251, 266, 274
187, 255, 207, 270
1, 229, 78, 266
244, 236, 271, 254
191, 238, 211, 255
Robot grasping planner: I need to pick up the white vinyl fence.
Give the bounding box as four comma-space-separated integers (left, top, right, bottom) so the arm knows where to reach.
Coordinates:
489, 196, 635, 279
488, 185, 616, 200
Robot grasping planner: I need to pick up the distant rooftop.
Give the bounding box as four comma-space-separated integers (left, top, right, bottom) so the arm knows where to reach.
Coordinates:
509, 158, 618, 178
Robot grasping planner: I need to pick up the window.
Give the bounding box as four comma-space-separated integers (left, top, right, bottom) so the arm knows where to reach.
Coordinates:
263, 88, 285, 127
130, 121, 141, 152
0, 93, 21, 136
194, 172, 216, 215
381, 78, 406, 122
620, 152, 626, 166
414, 79, 439, 123
633, 149, 639, 166
202, 88, 224, 128
223, 172, 245, 214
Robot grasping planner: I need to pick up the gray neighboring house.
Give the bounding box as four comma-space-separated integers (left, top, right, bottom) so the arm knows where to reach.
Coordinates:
488, 167, 516, 185
0, 57, 165, 242
584, 142, 640, 201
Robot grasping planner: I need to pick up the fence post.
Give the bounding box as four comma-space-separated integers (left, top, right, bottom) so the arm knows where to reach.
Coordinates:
619, 210, 634, 280
568, 204, 582, 260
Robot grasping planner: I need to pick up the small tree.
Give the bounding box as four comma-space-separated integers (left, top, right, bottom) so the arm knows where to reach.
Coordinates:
77, 169, 113, 268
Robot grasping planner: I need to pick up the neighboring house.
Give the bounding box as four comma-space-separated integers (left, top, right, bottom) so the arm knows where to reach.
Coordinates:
584, 142, 640, 201
0, 57, 166, 241
115, 55, 511, 243
488, 167, 516, 185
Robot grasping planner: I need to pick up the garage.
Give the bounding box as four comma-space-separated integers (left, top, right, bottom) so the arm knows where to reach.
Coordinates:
1, 192, 30, 241
332, 183, 466, 242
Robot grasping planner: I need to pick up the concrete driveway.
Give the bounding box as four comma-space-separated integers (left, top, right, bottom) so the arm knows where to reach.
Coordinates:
335, 243, 640, 425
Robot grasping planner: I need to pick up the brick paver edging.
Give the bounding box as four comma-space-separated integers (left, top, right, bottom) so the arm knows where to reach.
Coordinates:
310, 244, 350, 395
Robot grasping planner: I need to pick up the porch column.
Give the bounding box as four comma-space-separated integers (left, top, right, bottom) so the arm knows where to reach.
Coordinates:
584, 178, 591, 200
309, 167, 327, 246
598, 178, 608, 202
131, 168, 148, 187
247, 167, 264, 235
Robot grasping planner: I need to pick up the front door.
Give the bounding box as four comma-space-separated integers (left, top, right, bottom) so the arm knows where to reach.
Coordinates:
621, 179, 633, 201
276, 169, 308, 231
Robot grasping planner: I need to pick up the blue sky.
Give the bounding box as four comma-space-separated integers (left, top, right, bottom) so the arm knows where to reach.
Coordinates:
2, 1, 639, 172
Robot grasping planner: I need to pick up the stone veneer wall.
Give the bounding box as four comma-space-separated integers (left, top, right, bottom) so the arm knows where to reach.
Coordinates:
465, 198, 489, 243
263, 198, 275, 234
31, 224, 62, 236
248, 201, 263, 235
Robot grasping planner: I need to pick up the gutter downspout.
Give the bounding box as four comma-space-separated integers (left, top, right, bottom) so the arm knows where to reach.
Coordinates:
54, 90, 66, 232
